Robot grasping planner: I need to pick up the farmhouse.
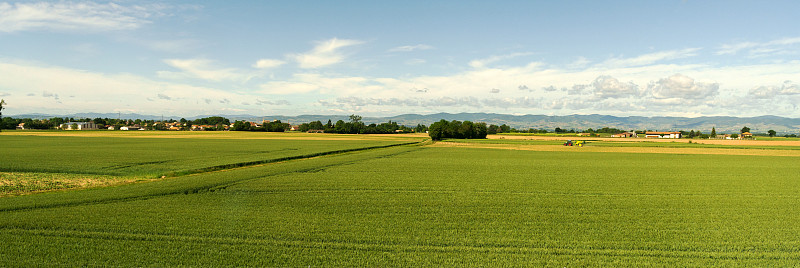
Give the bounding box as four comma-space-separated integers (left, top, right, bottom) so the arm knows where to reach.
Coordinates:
611, 132, 635, 138
644, 131, 682, 139
59, 122, 98, 130
741, 132, 753, 139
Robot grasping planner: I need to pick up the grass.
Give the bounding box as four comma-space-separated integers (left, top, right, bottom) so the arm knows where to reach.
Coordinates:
2, 136, 800, 265
0, 172, 149, 197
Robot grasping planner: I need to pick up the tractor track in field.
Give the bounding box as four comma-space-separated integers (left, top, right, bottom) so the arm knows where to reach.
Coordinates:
4, 227, 800, 262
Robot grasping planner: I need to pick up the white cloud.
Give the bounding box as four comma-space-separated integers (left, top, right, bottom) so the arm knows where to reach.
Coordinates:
388, 44, 433, 52
590, 76, 640, 99
289, 38, 363, 68
748, 81, 800, 99
0, 1, 165, 33
0, 60, 258, 115
253, 59, 285, 69
646, 74, 718, 99
158, 59, 254, 82
469, 52, 533, 68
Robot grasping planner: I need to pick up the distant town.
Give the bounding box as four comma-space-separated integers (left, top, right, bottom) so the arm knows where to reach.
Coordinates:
2, 114, 793, 139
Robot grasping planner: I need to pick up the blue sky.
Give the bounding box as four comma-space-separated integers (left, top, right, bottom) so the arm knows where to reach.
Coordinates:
1, 1, 799, 117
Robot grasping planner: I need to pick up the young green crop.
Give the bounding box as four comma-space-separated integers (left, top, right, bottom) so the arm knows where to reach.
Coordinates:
3, 145, 800, 266
0, 135, 413, 177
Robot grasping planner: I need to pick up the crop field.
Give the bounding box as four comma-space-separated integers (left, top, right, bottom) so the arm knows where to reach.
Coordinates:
2, 131, 800, 266
0, 131, 420, 177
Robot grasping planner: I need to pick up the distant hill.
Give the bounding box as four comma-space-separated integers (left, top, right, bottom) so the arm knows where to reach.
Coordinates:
8, 112, 800, 135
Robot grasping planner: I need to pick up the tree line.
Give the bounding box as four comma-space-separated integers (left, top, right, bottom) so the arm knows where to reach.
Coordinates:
296, 115, 422, 134
428, 120, 488, 140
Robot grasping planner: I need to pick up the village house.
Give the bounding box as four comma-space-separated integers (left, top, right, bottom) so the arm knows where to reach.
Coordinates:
740, 132, 753, 139
16, 123, 25, 129
611, 132, 635, 138
644, 131, 682, 139
59, 122, 98, 130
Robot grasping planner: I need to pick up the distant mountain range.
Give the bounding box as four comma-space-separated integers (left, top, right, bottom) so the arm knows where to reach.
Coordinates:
8, 112, 800, 135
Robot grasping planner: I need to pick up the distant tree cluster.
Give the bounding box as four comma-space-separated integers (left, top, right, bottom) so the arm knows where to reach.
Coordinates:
487, 124, 548, 134
232, 120, 289, 132
297, 115, 416, 134
428, 119, 488, 141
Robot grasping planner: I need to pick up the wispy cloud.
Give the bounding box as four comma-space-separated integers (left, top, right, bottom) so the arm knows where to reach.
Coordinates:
253, 59, 285, 69
0, 1, 167, 33
388, 44, 433, 52
289, 38, 363, 69
158, 59, 254, 82
469, 52, 533, 68
717, 37, 800, 57
601, 48, 701, 68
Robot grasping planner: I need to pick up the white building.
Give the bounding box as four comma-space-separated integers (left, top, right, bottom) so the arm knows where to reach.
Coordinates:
644, 131, 682, 139
60, 122, 98, 130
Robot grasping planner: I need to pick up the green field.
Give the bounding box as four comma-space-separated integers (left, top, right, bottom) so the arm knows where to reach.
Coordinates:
2, 132, 800, 266
449, 137, 800, 150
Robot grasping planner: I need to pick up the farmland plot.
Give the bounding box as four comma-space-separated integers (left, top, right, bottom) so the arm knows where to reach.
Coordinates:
2, 141, 800, 266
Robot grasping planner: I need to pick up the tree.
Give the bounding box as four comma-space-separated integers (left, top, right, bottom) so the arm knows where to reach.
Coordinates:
711, 127, 716, 138
428, 120, 447, 141
741, 126, 750, 133
349, 114, 362, 123
0, 99, 5, 132
768, 129, 776, 137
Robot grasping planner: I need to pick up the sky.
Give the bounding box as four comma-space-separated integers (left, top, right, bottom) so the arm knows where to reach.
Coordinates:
1, 0, 799, 118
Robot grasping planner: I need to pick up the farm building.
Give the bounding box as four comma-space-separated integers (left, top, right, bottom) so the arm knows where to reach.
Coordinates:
59, 122, 98, 130
611, 132, 635, 138
644, 131, 682, 139
741, 132, 753, 139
